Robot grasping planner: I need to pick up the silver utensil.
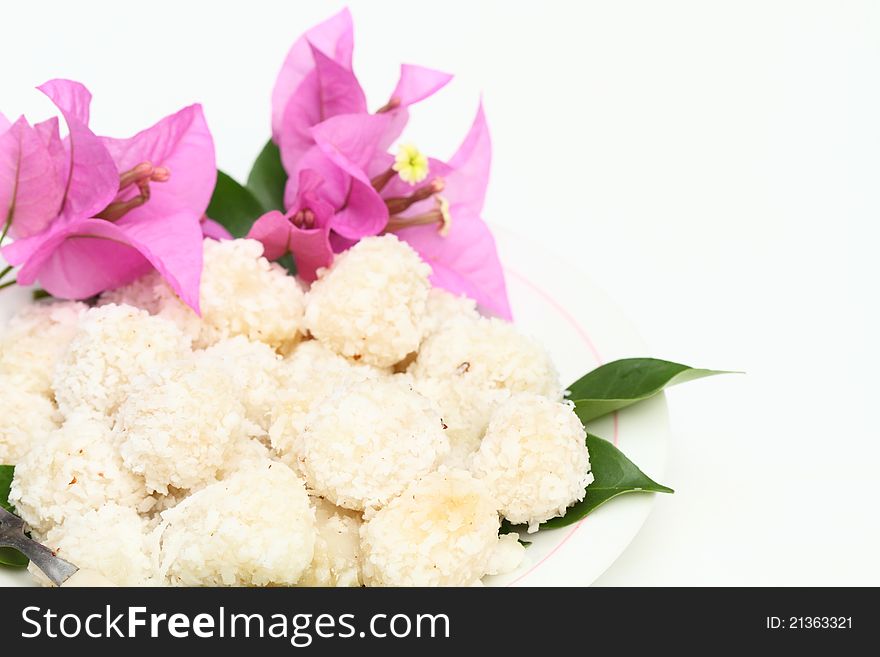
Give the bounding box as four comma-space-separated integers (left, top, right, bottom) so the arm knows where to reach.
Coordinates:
0, 506, 78, 586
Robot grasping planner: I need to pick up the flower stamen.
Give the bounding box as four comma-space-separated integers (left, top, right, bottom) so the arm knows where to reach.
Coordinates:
97, 162, 170, 222
291, 208, 316, 229
385, 195, 452, 236
376, 97, 401, 114
384, 178, 444, 215
371, 167, 396, 193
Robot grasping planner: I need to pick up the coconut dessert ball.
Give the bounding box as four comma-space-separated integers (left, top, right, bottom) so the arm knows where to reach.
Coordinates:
421, 288, 479, 338
304, 235, 431, 368
296, 376, 449, 511
117, 360, 254, 494
197, 336, 282, 433
197, 238, 306, 350
156, 462, 315, 586
410, 317, 561, 399
53, 304, 191, 417
299, 497, 363, 587
413, 377, 510, 468
471, 393, 592, 532
0, 301, 86, 396
9, 410, 151, 536
98, 270, 166, 314
0, 385, 60, 463
269, 340, 385, 463
360, 469, 506, 586
30, 504, 154, 587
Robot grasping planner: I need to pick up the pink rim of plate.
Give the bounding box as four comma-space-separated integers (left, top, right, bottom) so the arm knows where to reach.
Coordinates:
503, 266, 619, 586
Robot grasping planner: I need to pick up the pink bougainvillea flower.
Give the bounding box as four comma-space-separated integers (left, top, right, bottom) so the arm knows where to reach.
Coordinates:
262, 11, 507, 316
248, 169, 336, 282
0, 80, 215, 311
249, 113, 393, 281
272, 8, 452, 175
376, 104, 511, 319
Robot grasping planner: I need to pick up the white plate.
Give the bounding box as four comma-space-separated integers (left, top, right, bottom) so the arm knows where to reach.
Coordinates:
0, 228, 669, 587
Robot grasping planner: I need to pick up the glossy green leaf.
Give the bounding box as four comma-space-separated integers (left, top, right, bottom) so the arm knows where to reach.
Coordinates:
206, 171, 265, 238
246, 140, 287, 212
0, 547, 28, 568
541, 434, 673, 529
0, 548, 28, 568
0, 465, 28, 568
567, 358, 730, 424
0, 465, 13, 513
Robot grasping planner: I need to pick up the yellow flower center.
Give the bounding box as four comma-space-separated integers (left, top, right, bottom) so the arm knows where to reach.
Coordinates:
392, 144, 429, 185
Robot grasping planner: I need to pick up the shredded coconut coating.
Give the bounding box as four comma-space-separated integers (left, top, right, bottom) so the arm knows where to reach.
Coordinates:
31, 504, 154, 587
0, 385, 60, 463
269, 340, 386, 464
197, 336, 282, 433
9, 409, 152, 537
53, 304, 191, 417
196, 238, 306, 350
98, 270, 167, 315
409, 317, 561, 399
305, 235, 431, 367
413, 376, 510, 468
296, 376, 449, 511
117, 359, 255, 494
421, 288, 479, 338
156, 462, 315, 586
99, 270, 203, 341
298, 497, 363, 587
471, 393, 592, 532
0, 301, 86, 388
216, 435, 275, 480
486, 532, 527, 576
360, 469, 504, 586
0, 301, 86, 396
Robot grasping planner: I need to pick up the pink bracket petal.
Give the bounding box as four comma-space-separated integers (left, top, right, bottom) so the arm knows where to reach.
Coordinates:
37, 79, 118, 221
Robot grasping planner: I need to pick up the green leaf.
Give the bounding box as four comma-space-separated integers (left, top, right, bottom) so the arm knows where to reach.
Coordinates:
275, 253, 298, 277
541, 434, 673, 529
246, 140, 287, 212
0, 465, 28, 568
206, 171, 265, 238
567, 358, 730, 424
0, 465, 14, 513
0, 548, 28, 568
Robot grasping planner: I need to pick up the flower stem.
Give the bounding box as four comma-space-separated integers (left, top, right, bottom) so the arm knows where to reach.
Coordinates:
0, 217, 10, 246
0, 278, 16, 292
0, 265, 11, 282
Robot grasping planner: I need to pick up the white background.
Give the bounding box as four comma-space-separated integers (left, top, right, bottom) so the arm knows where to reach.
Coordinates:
2, 0, 878, 585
